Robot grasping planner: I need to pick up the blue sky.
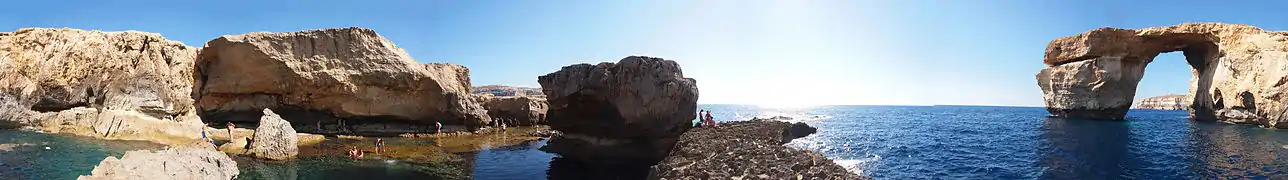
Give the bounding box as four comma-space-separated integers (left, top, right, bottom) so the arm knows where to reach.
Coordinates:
3, 0, 1285, 106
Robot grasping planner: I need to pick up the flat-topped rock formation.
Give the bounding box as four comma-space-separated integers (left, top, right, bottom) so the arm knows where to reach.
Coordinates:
1133, 94, 1192, 110
538, 56, 699, 165
0, 28, 207, 145
194, 27, 492, 133
648, 118, 863, 179
1037, 23, 1288, 128
78, 147, 239, 180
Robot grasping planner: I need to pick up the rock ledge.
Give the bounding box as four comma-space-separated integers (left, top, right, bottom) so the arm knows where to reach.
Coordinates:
648, 119, 863, 180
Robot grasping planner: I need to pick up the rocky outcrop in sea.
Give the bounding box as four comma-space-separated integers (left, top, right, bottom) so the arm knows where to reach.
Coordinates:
648, 118, 863, 179
538, 56, 699, 164
193, 27, 492, 132
1037, 23, 1288, 128
78, 147, 239, 180
1133, 94, 1192, 110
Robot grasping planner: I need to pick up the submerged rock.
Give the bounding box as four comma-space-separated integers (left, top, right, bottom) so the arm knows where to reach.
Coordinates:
1133, 94, 1192, 110
0, 28, 206, 145
1038, 23, 1288, 128
193, 27, 491, 131
248, 108, 298, 160
537, 56, 699, 164
78, 147, 239, 180
648, 120, 861, 179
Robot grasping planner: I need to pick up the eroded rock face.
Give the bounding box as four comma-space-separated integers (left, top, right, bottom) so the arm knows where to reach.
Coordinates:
648, 119, 862, 179
1133, 94, 1192, 110
249, 109, 298, 160
476, 94, 548, 126
1037, 23, 1288, 128
78, 147, 239, 180
0, 28, 206, 144
537, 56, 698, 164
194, 27, 491, 131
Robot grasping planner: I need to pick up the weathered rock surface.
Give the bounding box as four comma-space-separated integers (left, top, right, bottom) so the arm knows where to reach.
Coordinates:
648, 119, 862, 180
194, 27, 491, 132
1037, 23, 1288, 128
1133, 94, 1193, 110
475, 94, 548, 126
248, 109, 298, 160
0, 28, 206, 145
78, 147, 239, 180
537, 56, 698, 164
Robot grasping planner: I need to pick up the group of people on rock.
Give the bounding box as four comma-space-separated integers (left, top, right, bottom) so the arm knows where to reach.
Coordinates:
697, 110, 717, 127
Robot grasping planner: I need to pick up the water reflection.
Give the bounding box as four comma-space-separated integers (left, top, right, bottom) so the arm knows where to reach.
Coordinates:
1186, 121, 1288, 178
1038, 117, 1133, 179
546, 157, 650, 180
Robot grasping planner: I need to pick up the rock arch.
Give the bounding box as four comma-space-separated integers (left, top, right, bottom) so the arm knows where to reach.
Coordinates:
1037, 23, 1288, 128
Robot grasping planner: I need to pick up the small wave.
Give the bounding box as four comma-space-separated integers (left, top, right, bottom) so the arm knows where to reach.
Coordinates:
833, 154, 879, 176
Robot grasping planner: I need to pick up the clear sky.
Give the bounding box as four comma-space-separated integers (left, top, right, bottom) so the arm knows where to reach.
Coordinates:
3, 0, 1286, 106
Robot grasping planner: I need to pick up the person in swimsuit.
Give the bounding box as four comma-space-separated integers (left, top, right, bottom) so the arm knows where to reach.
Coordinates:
375, 138, 385, 154
435, 121, 443, 134
225, 122, 236, 140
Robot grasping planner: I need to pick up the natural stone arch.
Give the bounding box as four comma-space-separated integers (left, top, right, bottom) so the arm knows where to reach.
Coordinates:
1037, 23, 1288, 129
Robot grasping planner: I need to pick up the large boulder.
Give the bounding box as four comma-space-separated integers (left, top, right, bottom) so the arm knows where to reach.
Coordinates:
78, 147, 239, 180
1037, 23, 1288, 128
193, 27, 491, 132
537, 56, 698, 164
248, 108, 298, 160
476, 94, 548, 126
648, 119, 862, 179
0, 28, 205, 144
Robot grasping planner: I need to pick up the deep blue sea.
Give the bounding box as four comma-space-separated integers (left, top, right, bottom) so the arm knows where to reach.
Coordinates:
5, 105, 1288, 179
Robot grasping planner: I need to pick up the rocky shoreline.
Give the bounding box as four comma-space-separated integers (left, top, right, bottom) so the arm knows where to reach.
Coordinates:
648, 117, 862, 179
0, 26, 857, 179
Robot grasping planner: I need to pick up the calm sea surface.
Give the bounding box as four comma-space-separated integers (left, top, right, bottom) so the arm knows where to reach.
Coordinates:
4, 105, 1288, 179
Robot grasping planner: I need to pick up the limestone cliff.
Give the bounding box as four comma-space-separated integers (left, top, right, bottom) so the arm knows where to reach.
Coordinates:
538, 56, 699, 165
1133, 94, 1192, 110
193, 27, 491, 132
0, 28, 206, 145
1037, 23, 1288, 128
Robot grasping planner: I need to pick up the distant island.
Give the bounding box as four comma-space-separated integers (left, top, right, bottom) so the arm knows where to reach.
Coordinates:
1133, 94, 1191, 111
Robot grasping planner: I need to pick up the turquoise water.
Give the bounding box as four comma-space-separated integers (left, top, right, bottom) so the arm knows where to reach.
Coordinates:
0, 130, 162, 179
233, 156, 452, 180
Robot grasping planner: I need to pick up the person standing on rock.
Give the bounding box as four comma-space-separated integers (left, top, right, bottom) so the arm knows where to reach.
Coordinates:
225, 122, 236, 140
375, 138, 385, 154
704, 111, 717, 127
697, 110, 706, 127
435, 121, 442, 133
